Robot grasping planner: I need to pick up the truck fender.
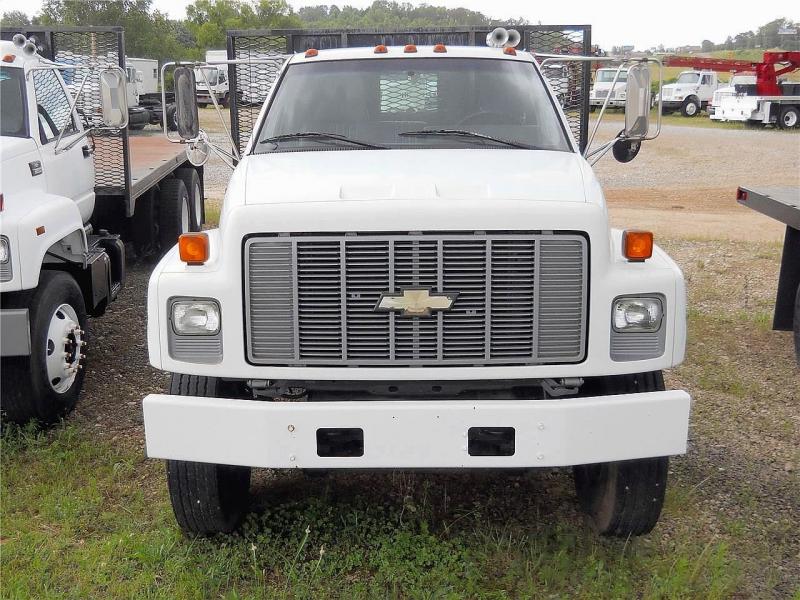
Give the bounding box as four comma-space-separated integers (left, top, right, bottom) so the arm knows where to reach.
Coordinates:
3, 190, 88, 291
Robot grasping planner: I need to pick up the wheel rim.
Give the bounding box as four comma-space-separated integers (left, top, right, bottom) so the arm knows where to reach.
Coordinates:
784, 111, 798, 128
686, 102, 697, 115
181, 195, 190, 233
193, 182, 202, 228
45, 303, 84, 393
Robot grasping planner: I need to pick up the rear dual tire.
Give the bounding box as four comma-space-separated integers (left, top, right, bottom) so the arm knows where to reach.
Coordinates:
573, 371, 669, 537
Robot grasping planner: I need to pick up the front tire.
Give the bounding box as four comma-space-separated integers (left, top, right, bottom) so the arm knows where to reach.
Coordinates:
681, 97, 700, 117
573, 371, 669, 537
176, 167, 203, 231
1, 271, 88, 425
165, 374, 252, 535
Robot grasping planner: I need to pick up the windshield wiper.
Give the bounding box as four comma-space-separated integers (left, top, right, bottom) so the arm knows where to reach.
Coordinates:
260, 132, 387, 149
398, 129, 535, 149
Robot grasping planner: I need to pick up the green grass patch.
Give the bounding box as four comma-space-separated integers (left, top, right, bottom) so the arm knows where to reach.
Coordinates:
2, 424, 744, 599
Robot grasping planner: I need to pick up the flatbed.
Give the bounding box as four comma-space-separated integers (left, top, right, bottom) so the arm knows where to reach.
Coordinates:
737, 186, 800, 362
128, 135, 189, 203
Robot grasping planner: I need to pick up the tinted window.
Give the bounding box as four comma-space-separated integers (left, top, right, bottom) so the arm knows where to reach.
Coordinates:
32, 69, 77, 144
677, 73, 700, 84
255, 58, 570, 153
596, 69, 627, 83
0, 67, 27, 138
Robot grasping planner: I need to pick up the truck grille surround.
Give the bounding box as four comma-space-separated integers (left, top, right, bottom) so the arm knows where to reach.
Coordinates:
244, 232, 588, 366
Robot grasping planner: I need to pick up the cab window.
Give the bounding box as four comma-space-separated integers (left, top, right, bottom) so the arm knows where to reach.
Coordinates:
32, 69, 77, 144
0, 67, 28, 138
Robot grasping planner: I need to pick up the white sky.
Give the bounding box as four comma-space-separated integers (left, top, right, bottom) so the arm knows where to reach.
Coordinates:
1, 0, 798, 50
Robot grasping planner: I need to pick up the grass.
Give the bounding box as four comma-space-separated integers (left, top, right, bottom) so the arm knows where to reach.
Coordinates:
2, 423, 744, 599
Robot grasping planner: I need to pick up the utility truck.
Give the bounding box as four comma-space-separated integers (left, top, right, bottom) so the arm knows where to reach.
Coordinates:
0, 28, 205, 425
143, 26, 690, 539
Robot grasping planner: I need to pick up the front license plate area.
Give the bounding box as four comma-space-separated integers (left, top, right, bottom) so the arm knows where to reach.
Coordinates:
316, 428, 364, 457
468, 427, 515, 456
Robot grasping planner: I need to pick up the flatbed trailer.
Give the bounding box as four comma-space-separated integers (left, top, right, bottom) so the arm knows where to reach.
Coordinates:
737, 186, 800, 363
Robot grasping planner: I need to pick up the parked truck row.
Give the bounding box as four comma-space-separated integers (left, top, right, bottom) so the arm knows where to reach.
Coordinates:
0, 28, 204, 424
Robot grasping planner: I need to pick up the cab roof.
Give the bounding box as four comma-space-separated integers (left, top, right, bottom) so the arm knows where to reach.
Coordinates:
287, 44, 534, 64
0, 40, 46, 68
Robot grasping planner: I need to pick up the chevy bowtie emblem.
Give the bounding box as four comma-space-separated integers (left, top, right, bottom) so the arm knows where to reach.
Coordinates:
375, 288, 458, 317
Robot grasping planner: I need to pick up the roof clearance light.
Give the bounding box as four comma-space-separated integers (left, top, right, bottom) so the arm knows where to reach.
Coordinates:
179, 232, 210, 265
2, 54, 15, 63
433, 43, 447, 53
404, 44, 417, 53
305, 48, 318, 58
503, 47, 517, 56
622, 230, 654, 262
374, 45, 388, 54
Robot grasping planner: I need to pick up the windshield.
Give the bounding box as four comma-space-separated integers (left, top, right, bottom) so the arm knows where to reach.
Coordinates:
0, 67, 28, 138
595, 69, 627, 83
254, 58, 571, 153
194, 67, 218, 86
676, 73, 700, 84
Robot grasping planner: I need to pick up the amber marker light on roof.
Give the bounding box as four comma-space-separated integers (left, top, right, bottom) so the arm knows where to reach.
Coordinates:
433, 43, 447, 53
404, 44, 417, 53
622, 230, 654, 262
503, 47, 517, 56
179, 232, 210, 265
304, 48, 318, 58
2, 54, 15, 63
374, 45, 388, 54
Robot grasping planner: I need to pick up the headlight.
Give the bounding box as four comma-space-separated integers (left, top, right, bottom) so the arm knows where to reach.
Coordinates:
0, 237, 9, 263
171, 299, 220, 335
675, 95, 684, 101
613, 297, 663, 332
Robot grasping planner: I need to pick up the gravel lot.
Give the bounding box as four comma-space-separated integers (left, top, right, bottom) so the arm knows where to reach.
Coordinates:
56, 113, 800, 596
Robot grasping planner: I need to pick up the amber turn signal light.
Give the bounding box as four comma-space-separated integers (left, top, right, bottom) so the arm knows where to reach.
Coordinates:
404, 44, 417, 53
179, 232, 209, 265
622, 230, 653, 261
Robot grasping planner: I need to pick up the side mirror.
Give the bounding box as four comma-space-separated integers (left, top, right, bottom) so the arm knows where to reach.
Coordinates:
624, 63, 652, 139
612, 137, 641, 163
99, 69, 129, 129
173, 66, 200, 139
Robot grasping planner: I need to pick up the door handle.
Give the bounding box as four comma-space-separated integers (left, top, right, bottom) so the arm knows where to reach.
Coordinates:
82, 144, 93, 158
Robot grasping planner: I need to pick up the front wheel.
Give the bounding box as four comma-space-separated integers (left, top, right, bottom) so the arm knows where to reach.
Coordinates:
1, 271, 88, 425
165, 374, 252, 535
158, 178, 191, 253
573, 371, 669, 537
681, 97, 700, 117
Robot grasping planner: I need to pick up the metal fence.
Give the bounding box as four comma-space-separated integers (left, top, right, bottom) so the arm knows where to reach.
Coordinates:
226, 26, 592, 155
0, 26, 131, 198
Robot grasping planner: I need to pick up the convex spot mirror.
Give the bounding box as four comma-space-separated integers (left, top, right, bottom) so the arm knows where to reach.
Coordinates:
99, 69, 129, 128
612, 136, 641, 163
173, 66, 200, 140
624, 63, 652, 140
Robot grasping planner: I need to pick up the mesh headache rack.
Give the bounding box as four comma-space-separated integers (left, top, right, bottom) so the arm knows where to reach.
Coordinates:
225, 26, 592, 156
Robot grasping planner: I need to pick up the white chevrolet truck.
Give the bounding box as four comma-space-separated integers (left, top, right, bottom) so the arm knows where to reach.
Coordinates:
143, 36, 691, 538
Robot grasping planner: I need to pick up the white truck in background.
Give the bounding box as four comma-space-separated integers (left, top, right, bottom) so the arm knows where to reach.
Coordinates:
195, 49, 229, 108
590, 67, 628, 110
0, 29, 204, 425
708, 73, 756, 119
143, 31, 691, 540
656, 70, 722, 116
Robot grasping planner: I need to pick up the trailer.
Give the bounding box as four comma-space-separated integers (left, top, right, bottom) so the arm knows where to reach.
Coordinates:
1, 27, 205, 425
737, 187, 800, 364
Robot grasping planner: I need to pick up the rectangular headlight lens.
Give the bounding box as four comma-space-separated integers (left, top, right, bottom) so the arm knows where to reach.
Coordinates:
613, 297, 663, 332
0, 237, 9, 263
171, 299, 220, 335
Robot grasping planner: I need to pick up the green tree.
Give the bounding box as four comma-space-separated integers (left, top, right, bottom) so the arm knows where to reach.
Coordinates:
1, 10, 31, 26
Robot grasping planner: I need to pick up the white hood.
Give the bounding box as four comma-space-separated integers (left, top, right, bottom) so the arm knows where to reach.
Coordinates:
238, 149, 588, 205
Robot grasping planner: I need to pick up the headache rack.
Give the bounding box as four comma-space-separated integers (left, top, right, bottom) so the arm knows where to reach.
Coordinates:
225, 25, 593, 156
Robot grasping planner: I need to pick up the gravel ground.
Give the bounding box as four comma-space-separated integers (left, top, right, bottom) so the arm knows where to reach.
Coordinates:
64, 111, 800, 596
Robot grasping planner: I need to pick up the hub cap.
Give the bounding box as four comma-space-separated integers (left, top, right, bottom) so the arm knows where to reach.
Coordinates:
686, 102, 697, 115
45, 303, 84, 393
784, 111, 798, 128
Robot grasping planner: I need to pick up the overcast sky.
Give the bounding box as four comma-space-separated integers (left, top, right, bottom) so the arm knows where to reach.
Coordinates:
1, 0, 798, 49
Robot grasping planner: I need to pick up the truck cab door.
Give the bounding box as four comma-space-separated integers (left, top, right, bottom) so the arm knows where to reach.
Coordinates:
30, 68, 95, 224
699, 74, 713, 101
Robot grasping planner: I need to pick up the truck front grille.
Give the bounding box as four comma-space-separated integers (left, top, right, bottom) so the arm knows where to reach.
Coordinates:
245, 232, 588, 366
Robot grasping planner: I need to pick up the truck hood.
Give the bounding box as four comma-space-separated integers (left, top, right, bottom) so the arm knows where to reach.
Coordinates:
239, 149, 588, 205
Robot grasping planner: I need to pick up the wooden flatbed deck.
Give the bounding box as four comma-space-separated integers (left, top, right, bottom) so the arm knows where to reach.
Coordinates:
129, 134, 189, 201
